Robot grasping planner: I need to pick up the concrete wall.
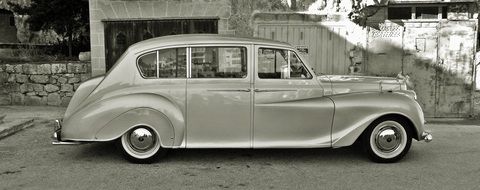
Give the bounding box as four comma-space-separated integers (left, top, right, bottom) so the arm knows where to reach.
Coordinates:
0, 62, 91, 106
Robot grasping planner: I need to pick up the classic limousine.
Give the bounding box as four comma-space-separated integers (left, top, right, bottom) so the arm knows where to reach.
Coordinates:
52, 34, 432, 163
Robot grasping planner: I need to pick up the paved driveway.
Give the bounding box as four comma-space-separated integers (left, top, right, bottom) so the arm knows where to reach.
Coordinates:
0, 117, 479, 190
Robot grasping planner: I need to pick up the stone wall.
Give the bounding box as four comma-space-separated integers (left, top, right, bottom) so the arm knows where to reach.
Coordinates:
0, 62, 91, 106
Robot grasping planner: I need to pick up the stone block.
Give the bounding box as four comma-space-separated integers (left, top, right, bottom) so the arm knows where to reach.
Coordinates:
67, 63, 87, 74
38, 91, 48, 96
0, 72, 8, 83
61, 97, 72, 106
7, 83, 20, 92
0, 64, 5, 72
19, 84, 33, 93
45, 84, 60, 92
111, 1, 128, 18
166, 2, 180, 17
68, 77, 80, 84
61, 84, 73, 92
58, 77, 68, 84
0, 95, 11, 105
5, 65, 14, 73
36, 64, 52, 74
125, 1, 141, 18
80, 74, 91, 82
50, 77, 57, 84
51, 64, 67, 74
64, 74, 74, 78
26, 92, 36, 96
139, 1, 154, 17
23, 64, 38, 74
65, 92, 74, 97
153, 1, 167, 17
11, 93, 24, 105
32, 84, 44, 92
7, 74, 16, 82
47, 93, 61, 106
25, 95, 46, 106
73, 83, 80, 90
16, 74, 28, 83
217, 6, 231, 19
30, 75, 49, 84
14, 65, 23, 73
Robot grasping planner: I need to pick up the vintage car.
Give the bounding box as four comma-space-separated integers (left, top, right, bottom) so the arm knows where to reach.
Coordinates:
52, 34, 432, 163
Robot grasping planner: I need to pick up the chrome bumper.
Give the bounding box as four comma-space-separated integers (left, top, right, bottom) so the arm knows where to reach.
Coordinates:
51, 119, 82, 145
422, 131, 433, 143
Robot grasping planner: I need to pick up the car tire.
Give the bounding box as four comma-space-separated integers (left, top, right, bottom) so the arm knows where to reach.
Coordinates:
362, 116, 412, 163
118, 126, 167, 164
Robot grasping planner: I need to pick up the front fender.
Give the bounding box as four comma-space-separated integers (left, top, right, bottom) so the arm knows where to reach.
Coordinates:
61, 93, 185, 147
329, 92, 425, 148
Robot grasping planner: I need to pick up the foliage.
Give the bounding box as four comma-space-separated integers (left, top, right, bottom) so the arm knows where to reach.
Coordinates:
8, 0, 90, 57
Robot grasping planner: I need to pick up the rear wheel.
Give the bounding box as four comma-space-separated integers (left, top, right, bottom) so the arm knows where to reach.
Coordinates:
362, 117, 412, 163
118, 126, 166, 164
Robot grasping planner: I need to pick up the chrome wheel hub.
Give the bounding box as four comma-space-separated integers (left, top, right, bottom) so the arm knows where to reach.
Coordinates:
375, 127, 401, 152
128, 128, 155, 152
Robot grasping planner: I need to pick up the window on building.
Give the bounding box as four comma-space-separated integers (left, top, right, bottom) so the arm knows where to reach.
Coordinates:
416, 7, 439, 19
388, 7, 412, 20
191, 47, 247, 78
258, 48, 312, 79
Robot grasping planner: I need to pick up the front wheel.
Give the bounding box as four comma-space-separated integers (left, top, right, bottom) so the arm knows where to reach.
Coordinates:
118, 126, 166, 164
362, 117, 412, 163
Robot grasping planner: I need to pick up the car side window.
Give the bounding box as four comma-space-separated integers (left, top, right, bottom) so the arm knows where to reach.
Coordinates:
258, 48, 312, 79
137, 48, 186, 78
137, 52, 157, 78
191, 47, 247, 78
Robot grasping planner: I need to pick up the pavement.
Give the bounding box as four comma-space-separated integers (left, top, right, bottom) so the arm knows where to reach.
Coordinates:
0, 106, 480, 189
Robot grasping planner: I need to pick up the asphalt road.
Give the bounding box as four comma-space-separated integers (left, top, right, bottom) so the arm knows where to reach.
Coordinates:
1, 119, 479, 190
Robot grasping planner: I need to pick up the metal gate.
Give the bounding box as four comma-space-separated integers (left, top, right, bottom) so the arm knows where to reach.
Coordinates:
255, 24, 351, 75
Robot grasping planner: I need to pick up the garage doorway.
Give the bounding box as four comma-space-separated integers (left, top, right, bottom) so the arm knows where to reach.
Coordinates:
104, 19, 218, 70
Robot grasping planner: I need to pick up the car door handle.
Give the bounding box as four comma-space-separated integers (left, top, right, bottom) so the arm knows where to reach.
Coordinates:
207, 89, 251, 92
254, 89, 297, 92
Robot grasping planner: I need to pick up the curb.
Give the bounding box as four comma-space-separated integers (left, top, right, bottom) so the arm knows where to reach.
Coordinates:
0, 119, 35, 140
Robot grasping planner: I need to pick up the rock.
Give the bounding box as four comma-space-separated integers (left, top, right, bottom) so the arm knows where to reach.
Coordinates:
30, 75, 49, 83
5, 65, 14, 73
80, 74, 91, 81
25, 95, 45, 106
79, 52, 91, 61
45, 84, 60, 92
61, 97, 72, 106
47, 93, 61, 106
11, 93, 24, 105
0, 72, 8, 83
49, 77, 57, 84
32, 84, 44, 92
14, 65, 23, 73
68, 77, 80, 84
23, 64, 38, 74
58, 77, 67, 84
7, 74, 16, 82
26, 92, 36, 96
73, 83, 80, 90
60, 84, 73, 92
19, 83, 34, 93
65, 92, 74, 97
0, 95, 11, 105
51, 64, 67, 74
38, 91, 48, 96
16, 74, 28, 83
37, 64, 52, 74
67, 63, 87, 74
7, 83, 20, 92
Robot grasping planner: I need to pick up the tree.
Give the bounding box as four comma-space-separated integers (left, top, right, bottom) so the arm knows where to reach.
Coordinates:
8, 0, 89, 58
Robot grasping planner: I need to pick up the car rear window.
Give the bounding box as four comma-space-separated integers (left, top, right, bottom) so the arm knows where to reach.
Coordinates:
137, 48, 187, 78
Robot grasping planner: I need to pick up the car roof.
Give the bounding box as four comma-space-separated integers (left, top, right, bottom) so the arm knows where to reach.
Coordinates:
129, 34, 292, 53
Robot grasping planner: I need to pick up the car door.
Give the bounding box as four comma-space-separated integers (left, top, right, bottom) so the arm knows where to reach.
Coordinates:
186, 45, 252, 148
253, 45, 334, 148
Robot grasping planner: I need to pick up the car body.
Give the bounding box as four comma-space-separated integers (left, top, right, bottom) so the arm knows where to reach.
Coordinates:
52, 34, 432, 163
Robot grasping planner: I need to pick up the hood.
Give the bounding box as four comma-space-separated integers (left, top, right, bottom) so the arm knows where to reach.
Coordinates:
318, 75, 408, 95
